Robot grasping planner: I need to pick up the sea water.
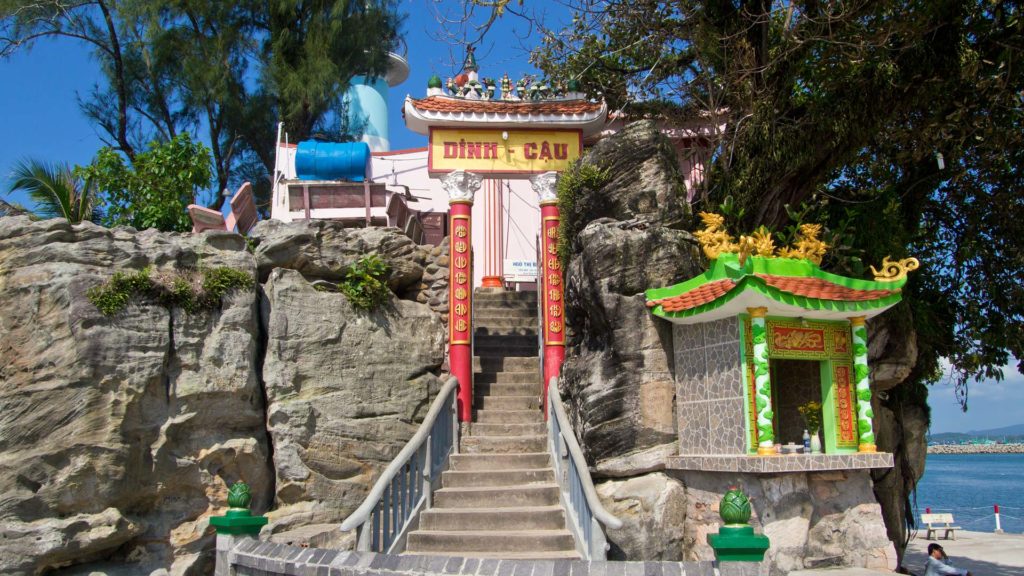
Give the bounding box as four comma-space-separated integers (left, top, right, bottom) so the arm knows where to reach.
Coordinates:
913, 453, 1024, 534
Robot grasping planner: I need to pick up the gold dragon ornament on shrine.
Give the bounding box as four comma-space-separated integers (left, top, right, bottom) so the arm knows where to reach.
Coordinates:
694, 212, 738, 259
776, 223, 829, 265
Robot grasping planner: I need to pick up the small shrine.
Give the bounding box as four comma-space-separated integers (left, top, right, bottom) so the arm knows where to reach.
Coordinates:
646, 213, 918, 472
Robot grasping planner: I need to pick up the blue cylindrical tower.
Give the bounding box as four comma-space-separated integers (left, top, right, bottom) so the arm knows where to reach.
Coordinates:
346, 51, 409, 153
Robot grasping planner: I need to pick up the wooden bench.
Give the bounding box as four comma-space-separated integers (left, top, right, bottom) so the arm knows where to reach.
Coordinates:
188, 182, 258, 235
921, 513, 962, 540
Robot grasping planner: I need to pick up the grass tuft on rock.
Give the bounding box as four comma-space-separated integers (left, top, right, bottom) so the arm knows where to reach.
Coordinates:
88, 265, 254, 315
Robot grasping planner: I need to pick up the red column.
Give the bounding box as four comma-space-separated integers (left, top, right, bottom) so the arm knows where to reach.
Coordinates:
444, 170, 481, 422
532, 172, 563, 416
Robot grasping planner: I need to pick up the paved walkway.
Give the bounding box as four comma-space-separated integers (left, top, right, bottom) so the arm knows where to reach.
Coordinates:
902, 529, 1024, 576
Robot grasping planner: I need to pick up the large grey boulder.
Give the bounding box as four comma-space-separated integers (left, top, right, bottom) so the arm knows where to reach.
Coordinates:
260, 268, 445, 532
558, 121, 702, 474
596, 473, 687, 560
0, 217, 271, 575
248, 220, 427, 294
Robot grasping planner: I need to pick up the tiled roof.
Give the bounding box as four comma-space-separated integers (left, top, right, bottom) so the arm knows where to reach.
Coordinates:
408, 96, 604, 116
646, 279, 736, 312
756, 274, 899, 301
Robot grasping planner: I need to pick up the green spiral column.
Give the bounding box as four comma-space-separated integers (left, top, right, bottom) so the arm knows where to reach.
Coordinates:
748, 307, 776, 455
850, 316, 876, 453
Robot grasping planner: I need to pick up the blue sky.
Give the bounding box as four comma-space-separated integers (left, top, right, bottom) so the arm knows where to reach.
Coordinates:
0, 1, 1019, 435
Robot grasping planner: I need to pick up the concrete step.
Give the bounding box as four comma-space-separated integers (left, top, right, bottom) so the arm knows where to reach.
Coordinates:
406, 530, 576, 554
469, 422, 546, 436
474, 346, 538, 358
461, 435, 547, 454
474, 334, 538, 347
474, 356, 538, 372
474, 381, 539, 396
401, 551, 582, 560
440, 468, 554, 488
473, 332, 540, 344
433, 484, 560, 509
473, 291, 538, 303
418, 506, 565, 531
474, 395, 541, 411
475, 318, 538, 330
474, 308, 537, 319
473, 409, 539, 424
449, 453, 550, 472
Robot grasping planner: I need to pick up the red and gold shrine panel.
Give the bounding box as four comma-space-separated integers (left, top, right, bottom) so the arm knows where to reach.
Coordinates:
762, 319, 852, 361
449, 214, 472, 345
832, 363, 859, 449
541, 216, 565, 345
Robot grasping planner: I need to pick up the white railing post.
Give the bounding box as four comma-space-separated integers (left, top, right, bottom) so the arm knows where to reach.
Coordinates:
340, 377, 459, 552
546, 377, 622, 560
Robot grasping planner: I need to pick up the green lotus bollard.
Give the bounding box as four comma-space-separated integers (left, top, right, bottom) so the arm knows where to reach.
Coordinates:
210, 481, 268, 536
707, 487, 770, 562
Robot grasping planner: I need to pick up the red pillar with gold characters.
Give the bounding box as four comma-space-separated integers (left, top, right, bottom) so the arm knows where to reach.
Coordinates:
532, 172, 564, 415
443, 170, 482, 422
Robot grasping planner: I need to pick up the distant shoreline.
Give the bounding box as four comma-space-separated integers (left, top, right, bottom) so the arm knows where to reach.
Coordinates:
928, 443, 1024, 454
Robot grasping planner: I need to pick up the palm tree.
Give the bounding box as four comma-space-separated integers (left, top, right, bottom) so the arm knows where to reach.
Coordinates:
6, 159, 98, 224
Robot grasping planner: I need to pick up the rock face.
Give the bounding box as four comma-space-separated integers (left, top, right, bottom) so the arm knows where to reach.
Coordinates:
0, 217, 272, 575
596, 473, 687, 560
260, 268, 445, 531
559, 121, 703, 475
0, 216, 447, 575
675, 470, 897, 575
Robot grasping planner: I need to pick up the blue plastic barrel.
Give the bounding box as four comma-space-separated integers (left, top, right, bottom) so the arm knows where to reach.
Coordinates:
295, 140, 370, 182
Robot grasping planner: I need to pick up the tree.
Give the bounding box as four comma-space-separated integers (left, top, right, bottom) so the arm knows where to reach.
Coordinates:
528, 0, 1024, 404
77, 133, 212, 232
1, 0, 402, 211
5, 159, 98, 224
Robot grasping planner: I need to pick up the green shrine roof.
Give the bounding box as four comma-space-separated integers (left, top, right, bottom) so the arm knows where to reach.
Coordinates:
646, 253, 913, 324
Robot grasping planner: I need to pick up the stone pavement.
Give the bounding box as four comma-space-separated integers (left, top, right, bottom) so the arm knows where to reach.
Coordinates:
902, 529, 1024, 576
790, 529, 1024, 576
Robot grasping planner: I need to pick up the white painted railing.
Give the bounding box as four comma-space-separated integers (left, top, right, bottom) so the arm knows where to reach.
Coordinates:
340, 376, 459, 553
546, 377, 623, 559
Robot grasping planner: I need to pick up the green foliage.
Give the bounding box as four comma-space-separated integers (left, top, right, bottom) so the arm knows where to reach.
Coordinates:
531, 0, 1024, 406
87, 265, 253, 316
87, 268, 155, 316
556, 162, 610, 269
338, 254, 391, 310
5, 159, 98, 224
1, 0, 401, 214
77, 134, 212, 232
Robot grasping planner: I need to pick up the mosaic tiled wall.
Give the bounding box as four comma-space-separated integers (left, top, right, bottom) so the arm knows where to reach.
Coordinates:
673, 318, 746, 455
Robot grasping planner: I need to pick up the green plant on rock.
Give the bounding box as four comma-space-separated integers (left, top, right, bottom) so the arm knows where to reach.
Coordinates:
556, 162, 610, 269
88, 265, 254, 316
338, 254, 391, 310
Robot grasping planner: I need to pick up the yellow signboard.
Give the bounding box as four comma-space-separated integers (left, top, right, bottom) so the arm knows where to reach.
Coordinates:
429, 128, 582, 175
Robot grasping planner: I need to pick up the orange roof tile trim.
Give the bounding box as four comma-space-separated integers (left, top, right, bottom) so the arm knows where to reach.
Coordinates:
647, 279, 736, 312
409, 96, 604, 116
757, 275, 899, 301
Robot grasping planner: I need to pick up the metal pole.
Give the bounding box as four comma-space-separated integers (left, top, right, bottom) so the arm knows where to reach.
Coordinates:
995, 504, 1004, 533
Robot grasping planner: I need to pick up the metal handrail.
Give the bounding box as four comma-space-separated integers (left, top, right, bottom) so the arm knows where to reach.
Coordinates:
340, 376, 459, 552
547, 377, 622, 559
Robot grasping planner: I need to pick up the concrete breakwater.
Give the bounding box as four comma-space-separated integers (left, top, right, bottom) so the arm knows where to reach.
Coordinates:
928, 443, 1024, 454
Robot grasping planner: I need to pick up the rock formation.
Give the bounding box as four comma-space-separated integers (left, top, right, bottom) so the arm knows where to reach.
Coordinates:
0, 217, 271, 575
559, 120, 703, 476
0, 217, 446, 575
260, 268, 444, 535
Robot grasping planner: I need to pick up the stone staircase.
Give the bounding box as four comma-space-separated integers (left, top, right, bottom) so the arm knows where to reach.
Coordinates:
405, 290, 579, 559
